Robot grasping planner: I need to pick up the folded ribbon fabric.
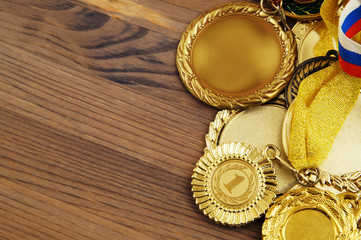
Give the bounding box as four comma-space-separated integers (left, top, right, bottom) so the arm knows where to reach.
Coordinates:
289, 0, 361, 170
339, 0, 361, 77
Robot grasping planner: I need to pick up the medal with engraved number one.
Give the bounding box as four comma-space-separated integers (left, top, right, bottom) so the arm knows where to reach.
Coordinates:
191, 143, 277, 226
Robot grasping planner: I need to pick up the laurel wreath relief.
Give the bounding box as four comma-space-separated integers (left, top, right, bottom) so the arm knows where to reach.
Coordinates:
319, 170, 361, 193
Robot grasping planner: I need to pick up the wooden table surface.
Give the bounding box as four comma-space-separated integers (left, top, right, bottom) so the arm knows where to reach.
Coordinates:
0, 0, 263, 239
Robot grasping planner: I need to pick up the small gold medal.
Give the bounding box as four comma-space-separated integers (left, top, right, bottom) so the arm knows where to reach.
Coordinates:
262, 185, 361, 240
191, 143, 277, 226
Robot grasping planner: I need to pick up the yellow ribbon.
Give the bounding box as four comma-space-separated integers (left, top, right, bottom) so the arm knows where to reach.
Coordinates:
313, 0, 339, 57
289, 0, 361, 170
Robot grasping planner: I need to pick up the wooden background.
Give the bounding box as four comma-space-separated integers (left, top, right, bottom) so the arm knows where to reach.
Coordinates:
0, 0, 264, 239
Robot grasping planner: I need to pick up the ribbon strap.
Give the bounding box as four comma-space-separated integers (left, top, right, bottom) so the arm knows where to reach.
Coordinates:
289, 0, 361, 170
339, 0, 361, 77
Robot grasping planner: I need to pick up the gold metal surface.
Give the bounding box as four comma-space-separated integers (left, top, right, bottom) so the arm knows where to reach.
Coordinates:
263, 185, 360, 239
177, 2, 297, 109
211, 160, 258, 206
292, 20, 338, 63
192, 16, 282, 96
205, 105, 297, 194
283, 209, 335, 239
191, 143, 277, 226
338, 193, 361, 229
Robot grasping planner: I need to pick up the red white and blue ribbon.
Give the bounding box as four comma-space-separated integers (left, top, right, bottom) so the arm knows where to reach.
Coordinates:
338, 0, 361, 77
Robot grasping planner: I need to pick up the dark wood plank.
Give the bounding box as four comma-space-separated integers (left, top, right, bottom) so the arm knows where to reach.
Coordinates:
0, 0, 263, 239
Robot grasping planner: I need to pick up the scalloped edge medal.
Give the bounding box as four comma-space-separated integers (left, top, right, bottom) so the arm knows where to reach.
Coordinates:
176, 2, 297, 109
191, 142, 278, 226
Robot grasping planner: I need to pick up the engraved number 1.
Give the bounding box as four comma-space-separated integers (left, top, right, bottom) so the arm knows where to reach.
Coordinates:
224, 174, 244, 193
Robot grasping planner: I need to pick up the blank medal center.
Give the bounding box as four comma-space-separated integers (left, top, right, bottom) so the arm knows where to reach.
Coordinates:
192, 15, 282, 95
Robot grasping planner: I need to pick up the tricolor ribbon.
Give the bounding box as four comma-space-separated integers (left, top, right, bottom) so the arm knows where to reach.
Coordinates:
339, 0, 361, 77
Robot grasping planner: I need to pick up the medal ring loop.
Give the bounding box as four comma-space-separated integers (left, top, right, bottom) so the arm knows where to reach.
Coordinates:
296, 168, 320, 186
263, 144, 281, 161
260, 0, 282, 14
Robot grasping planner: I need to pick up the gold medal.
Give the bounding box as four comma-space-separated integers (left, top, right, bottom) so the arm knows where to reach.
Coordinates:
205, 104, 297, 194
263, 185, 361, 239
176, 2, 297, 109
191, 143, 277, 226
262, 145, 361, 239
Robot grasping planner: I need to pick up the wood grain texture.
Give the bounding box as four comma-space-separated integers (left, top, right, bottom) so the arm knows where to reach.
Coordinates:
0, 0, 262, 239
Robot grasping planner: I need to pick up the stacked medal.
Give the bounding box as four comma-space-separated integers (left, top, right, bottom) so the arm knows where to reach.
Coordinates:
177, 0, 361, 239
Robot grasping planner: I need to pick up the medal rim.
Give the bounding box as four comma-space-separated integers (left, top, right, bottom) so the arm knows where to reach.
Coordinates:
262, 185, 359, 239
284, 50, 339, 108
191, 142, 278, 226
176, 2, 297, 109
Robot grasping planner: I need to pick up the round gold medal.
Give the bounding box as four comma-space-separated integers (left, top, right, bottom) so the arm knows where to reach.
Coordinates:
177, 2, 297, 109
191, 143, 277, 226
263, 185, 360, 239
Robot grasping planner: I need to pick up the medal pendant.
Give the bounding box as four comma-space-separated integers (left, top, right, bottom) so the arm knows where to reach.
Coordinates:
177, 2, 297, 109
191, 143, 277, 226
263, 185, 361, 239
